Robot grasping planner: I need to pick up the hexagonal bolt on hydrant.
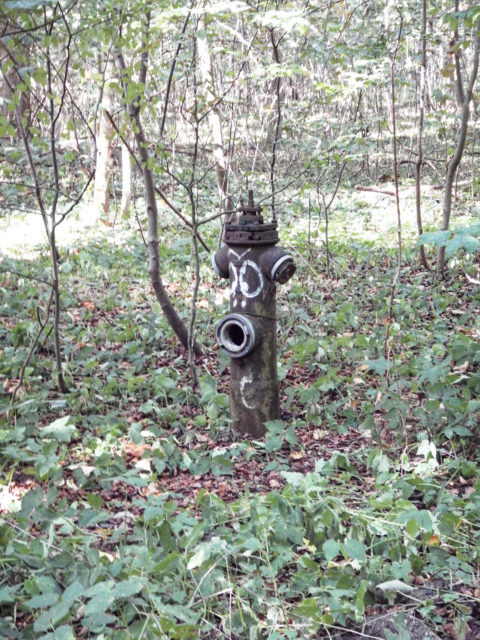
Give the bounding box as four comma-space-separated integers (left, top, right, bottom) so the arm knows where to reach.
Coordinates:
212, 191, 296, 437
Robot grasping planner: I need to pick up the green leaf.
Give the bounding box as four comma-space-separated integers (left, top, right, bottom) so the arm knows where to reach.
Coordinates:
417, 439, 437, 461
0, 586, 16, 603
211, 453, 233, 475
322, 539, 340, 561
280, 471, 304, 486
26, 592, 60, 608
84, 612, 117, 631
265, 435, 283, 452
376, 579, 415, 597
240, 537, 262, 552
62, 580, 84, 606
445, 234, 468, 257
264, 420, 285, 434
112, 578, 146, 599
453, 426, 472, 437
342, 539, 366, 561
418, 230, 451, 246
458, 234, 480, 254
354, 580, 368, 617
406, 518, 420, 537
187, 545, 213, 571
41, 416, 76, 443
86, 493, 103, 510
292, 597, 320, 618
84, 580, 114, 599
84, 591, 114, 617
33, 602, 70, 632
37, 625, 75, 640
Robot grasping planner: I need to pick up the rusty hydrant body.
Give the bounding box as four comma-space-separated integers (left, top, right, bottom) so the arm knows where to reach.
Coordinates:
213, 192, 295, 437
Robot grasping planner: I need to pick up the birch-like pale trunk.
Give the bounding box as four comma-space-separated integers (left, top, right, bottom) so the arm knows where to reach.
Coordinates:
93, 62, 115, 220
196, 15, 232, 211
120, 137, 132, 218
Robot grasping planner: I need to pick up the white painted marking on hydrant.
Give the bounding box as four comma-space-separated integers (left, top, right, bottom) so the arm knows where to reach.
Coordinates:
229, 248, 250, 261
239, 260, 263, 298
230, 263, 239, 299
240, 374, 257, 409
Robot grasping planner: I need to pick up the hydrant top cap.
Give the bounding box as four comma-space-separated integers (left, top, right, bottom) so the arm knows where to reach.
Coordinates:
224, 190, 280, 245
224, 219, 279, 246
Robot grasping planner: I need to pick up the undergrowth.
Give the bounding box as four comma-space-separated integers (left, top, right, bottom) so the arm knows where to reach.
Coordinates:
0, 213, 479, 639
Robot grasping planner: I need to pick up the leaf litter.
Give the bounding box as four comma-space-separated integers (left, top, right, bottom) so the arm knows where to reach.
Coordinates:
1, 230, 480, 639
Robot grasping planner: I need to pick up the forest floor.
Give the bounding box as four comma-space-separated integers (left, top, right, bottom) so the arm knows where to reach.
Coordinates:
1, 188, 480, 639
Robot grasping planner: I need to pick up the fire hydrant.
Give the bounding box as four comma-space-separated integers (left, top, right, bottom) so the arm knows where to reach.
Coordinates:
212, 191, 295, 437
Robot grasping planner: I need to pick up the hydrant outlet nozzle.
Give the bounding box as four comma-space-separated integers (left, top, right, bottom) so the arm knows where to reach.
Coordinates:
270, 254, 296, 284
258, 247, 296, 285
212, 249, 229, 279
216, 313, 258, 358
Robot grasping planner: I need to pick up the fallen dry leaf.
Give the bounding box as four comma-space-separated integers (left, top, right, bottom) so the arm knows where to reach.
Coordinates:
122, 442, 152, 458
290, 450, 305, 460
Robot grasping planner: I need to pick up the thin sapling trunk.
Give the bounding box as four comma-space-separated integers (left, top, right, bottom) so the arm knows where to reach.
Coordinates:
116, 38, 202, 356
437, 11, 480, 274
415, 0, 429, 270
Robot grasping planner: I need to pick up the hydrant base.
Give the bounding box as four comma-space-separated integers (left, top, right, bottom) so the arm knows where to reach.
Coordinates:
229, 374, 280, 438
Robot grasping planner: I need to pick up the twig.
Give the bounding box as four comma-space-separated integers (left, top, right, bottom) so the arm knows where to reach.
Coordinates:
319, 159, 346, 277
187, 37, 201, 387
286, 244, 321, 279
0, 267, 51, 286
104, 109, 210, 253
159, 7, 192, 138
269, 27, 283, 217
8, 289, 54, 418
116, 33, 203, 356
415, 0, 429, 270
383, 17, 403, 364
44, 4, 69, 393
357, 185, 395, 196
2, 27, 69, 393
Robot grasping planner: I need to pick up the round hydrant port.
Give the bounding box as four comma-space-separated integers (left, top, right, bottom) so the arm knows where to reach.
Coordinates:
216, 314, 257, 358
213, 191, 295, 438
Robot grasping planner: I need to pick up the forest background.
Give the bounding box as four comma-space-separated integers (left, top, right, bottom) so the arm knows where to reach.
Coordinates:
1, 0, 480, 639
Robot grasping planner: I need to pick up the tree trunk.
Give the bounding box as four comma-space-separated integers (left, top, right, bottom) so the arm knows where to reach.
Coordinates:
269, 28, 282, 214
116, 48, 202, 356
2, 35, 69, 394
93, 62, 115, 221
196, 15, 232, 211
415, 0, 429, 270
120, 136, 132, 218
437, 14, 480, 274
